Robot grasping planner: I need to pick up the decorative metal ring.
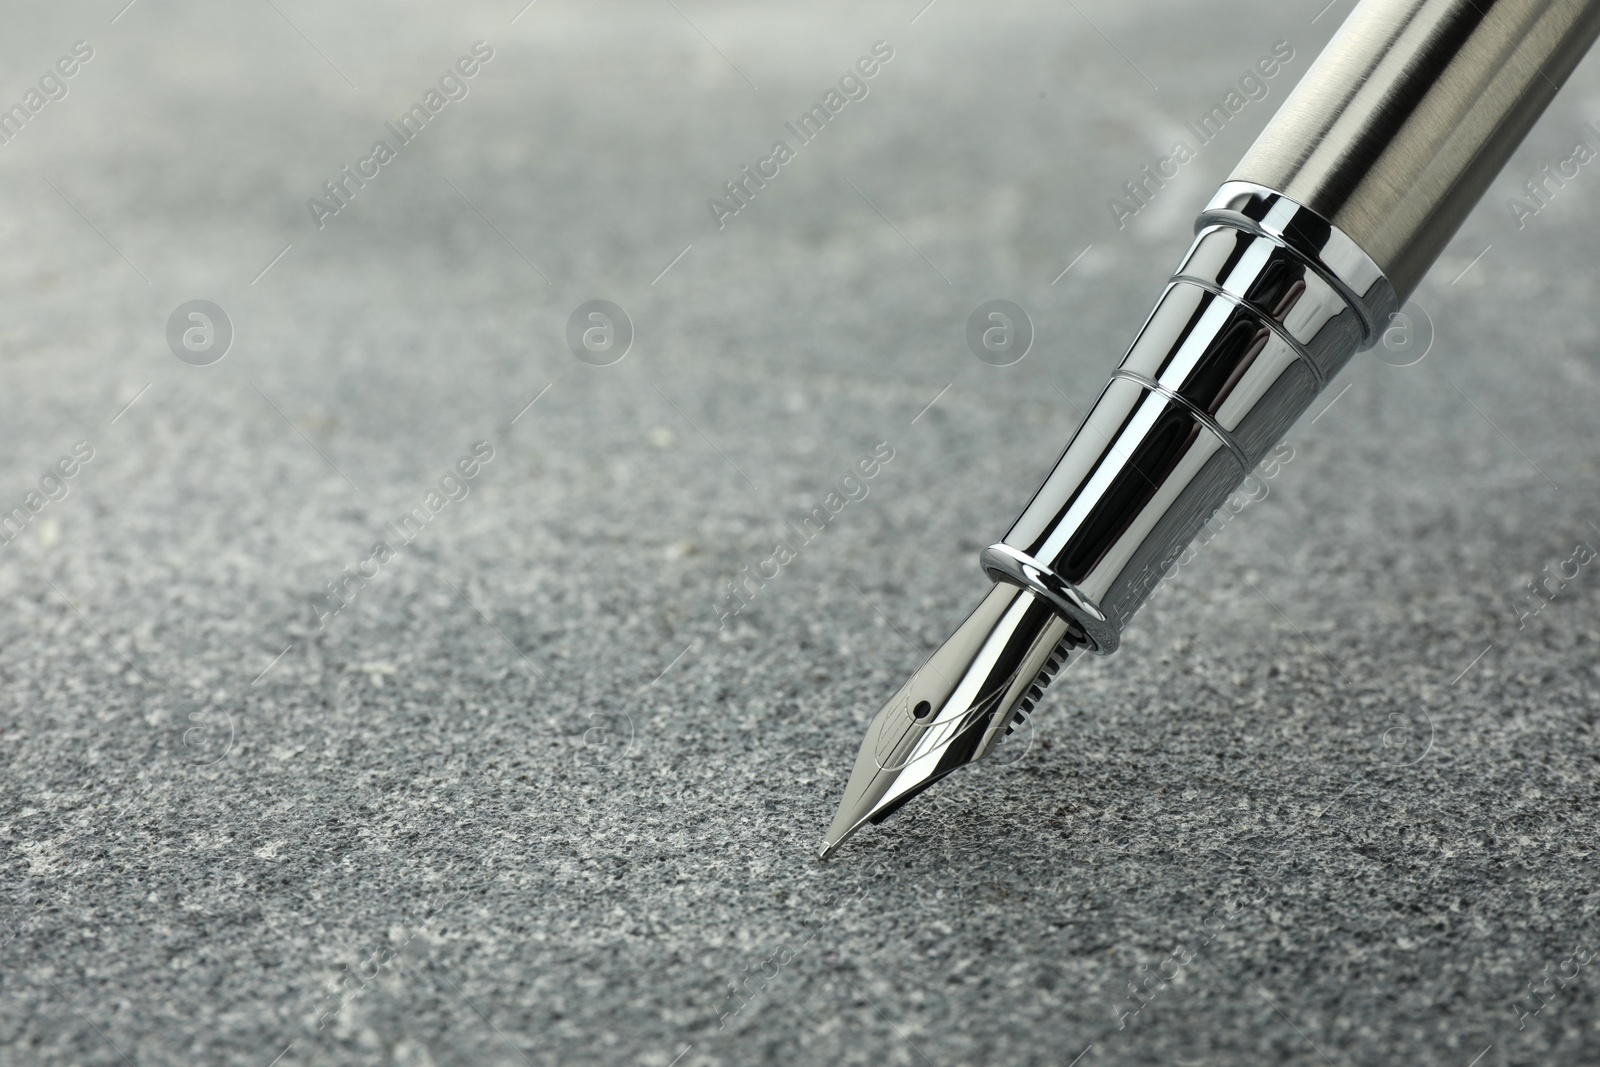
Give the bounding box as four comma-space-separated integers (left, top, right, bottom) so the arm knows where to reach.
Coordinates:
979, 543, 1120, 654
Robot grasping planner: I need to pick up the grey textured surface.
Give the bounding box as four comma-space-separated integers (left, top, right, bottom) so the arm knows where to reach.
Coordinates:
6, 1, 1600, 1064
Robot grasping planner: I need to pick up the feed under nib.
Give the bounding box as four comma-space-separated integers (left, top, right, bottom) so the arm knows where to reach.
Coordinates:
819, 582, 1083, 859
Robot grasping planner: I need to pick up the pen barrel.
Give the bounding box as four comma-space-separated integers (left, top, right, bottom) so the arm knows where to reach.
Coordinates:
1233, 0, 1600, 301
982, 186, 1396, 653
983, 0, 1600, 653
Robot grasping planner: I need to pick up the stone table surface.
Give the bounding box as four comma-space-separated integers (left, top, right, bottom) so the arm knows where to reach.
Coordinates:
5, 1, 1600, 1064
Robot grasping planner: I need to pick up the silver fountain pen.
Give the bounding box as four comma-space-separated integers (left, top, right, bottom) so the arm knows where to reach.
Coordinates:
822, 0, 1600, 858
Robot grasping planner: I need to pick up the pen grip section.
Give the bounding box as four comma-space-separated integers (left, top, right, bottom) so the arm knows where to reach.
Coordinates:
984, 190, 1389, 652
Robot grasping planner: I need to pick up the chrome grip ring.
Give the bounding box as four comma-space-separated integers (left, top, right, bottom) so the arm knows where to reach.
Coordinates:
983, 184, 1396, 652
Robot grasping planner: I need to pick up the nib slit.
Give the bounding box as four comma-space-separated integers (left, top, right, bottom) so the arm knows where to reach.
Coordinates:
820, 584, 1083, 857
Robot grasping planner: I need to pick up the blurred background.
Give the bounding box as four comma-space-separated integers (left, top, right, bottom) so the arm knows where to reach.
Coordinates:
6, 0, 1600, 1064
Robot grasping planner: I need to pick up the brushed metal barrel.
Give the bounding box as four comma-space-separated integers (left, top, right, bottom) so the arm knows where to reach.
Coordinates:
983, 188, 1394, 653
1232, 0, 1600, 301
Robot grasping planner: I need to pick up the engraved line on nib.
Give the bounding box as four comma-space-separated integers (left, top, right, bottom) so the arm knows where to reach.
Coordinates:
818, 652, 1061, 858
819, 584, 1084, 859
869, 679, 1005, 775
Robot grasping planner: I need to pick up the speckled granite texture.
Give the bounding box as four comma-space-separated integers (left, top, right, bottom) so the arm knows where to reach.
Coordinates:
5, 1, 1600, 1064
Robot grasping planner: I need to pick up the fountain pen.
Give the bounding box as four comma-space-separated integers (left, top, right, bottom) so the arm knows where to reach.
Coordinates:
822, 0, 1600, 858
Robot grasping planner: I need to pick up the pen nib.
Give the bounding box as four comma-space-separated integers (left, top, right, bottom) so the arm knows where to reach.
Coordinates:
819, 583, 1082, 859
